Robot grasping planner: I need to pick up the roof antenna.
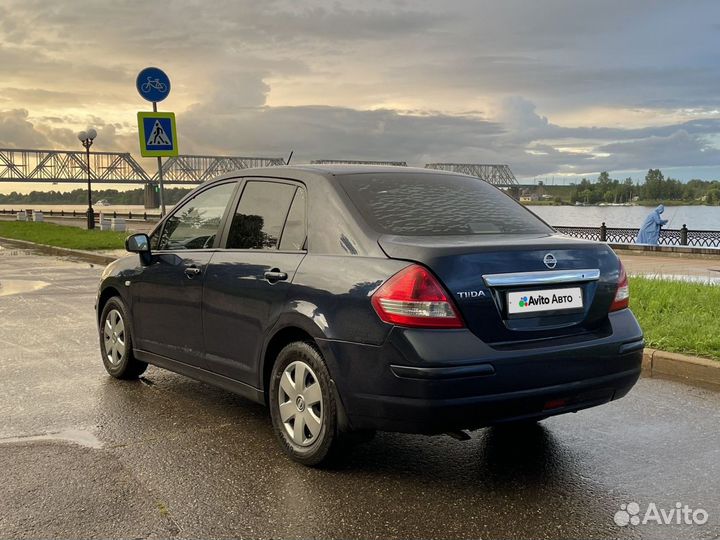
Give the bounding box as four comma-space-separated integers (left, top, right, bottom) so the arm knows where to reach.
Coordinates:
286, 150, 294, 165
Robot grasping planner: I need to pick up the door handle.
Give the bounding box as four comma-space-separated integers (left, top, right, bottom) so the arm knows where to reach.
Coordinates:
184, 266, 202, 278
264, 268, 288, 283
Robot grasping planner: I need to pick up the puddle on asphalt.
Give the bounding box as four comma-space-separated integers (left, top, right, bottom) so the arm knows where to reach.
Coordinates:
0, 279, 50, 296
0, 429, 103, 449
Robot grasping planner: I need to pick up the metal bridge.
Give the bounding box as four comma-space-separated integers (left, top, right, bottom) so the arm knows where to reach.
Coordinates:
157, 154, 286, 183
0, 148, 286, 185
0, 149, 520, 187
424, 163, 518, 186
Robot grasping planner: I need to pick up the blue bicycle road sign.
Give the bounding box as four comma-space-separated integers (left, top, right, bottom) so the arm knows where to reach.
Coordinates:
136, 67, 171, 103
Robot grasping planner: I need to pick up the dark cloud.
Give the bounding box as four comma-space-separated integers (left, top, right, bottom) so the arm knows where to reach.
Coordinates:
3, 99, 720, 180
176, 99, 720, 179
0, 88, 83, 107
180, 104, 503, 159
0, 110, 51, 148
596, 130, 720, 170
0, 109, 124, 151
0, 0, 720, 180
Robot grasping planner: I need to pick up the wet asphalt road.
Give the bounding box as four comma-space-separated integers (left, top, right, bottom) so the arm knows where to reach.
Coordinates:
0, 246, 719, 539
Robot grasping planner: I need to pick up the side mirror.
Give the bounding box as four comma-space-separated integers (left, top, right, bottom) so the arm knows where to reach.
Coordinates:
125, 233, 150, 253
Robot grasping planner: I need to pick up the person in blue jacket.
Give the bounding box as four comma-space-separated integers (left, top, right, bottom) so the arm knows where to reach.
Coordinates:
636, 204, 668, 244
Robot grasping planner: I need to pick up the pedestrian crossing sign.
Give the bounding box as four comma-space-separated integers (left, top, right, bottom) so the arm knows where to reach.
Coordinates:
137, 111, 178, 157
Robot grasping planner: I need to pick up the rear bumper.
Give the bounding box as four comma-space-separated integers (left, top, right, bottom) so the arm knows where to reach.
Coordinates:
317, 309, 643, 433
338, 367, 640, 433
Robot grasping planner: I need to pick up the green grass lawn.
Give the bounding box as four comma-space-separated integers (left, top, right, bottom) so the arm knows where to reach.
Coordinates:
0, 221, 127, 250
630, 276, 720, 361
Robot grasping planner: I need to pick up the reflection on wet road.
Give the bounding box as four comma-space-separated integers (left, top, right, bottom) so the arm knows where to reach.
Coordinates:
0, 279, 49, 296
0, 248, 718, 538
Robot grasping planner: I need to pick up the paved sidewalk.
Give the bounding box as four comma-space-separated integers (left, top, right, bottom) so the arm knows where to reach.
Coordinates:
619, 252, 720, 283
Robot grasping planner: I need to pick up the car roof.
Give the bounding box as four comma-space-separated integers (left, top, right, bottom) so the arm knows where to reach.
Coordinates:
207, 164, 467, 185
278, 164, 462, 176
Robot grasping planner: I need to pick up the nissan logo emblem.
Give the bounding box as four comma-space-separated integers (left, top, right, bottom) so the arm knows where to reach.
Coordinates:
543, 253, 557, 269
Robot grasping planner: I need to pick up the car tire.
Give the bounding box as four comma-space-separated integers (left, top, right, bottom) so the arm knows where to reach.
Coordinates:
99, 297, 147, 380
269, 341, 339, 466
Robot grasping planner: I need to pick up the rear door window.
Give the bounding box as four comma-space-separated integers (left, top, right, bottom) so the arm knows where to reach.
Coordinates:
226, 181, 297, 249
279, 187, 307, 251
338, 173, 551, 236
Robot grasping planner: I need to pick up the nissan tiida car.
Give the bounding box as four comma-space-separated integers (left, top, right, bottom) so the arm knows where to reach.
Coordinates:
96, 166, 643, 465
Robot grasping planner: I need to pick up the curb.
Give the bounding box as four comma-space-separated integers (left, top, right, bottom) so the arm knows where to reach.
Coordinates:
642, 348, 720, 389
0, 236, 116, 266
611, 244, 720, 259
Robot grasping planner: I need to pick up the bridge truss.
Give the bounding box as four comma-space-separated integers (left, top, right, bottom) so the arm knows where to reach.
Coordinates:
153, 155, 286, 183
0, 150, 519, 187
0, 148, 285, 185
424, 163, 518, 186
0, 148, 150, 184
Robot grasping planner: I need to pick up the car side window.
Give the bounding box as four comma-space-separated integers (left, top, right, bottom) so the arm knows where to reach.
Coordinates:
226, 181, 297, 250
279, 187, 306, 251
158, 182, 236, 250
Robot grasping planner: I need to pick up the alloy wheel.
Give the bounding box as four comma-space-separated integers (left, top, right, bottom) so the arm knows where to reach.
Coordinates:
103, 309, 126, 366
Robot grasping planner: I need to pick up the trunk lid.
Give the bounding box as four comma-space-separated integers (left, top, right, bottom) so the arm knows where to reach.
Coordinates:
378, 233, 621, 345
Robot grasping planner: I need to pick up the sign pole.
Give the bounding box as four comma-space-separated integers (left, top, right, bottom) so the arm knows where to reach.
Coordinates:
136, 66, 173, 216
152, 101, 166, 216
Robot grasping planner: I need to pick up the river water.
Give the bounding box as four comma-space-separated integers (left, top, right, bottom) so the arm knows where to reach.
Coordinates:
529, 205, 720, 230
1, 203, 719, 231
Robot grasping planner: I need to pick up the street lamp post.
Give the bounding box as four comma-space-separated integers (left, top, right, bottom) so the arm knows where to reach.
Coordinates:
77, 129, 97, 230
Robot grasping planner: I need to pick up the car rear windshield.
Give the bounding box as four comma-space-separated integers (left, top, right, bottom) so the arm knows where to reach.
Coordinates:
338, 173, 552, 236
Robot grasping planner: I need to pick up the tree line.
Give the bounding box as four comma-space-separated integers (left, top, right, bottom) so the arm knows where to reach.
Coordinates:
0, 187, 193, 206
568, 169, 720, 205
2, 169, 720, 207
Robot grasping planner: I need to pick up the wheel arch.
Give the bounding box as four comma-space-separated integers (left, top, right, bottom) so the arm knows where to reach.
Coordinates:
97, 285, 122, 323
261, 324, 319, 404
261, 321, 352, 433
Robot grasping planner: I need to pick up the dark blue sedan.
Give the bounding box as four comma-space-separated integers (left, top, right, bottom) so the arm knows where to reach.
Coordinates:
96, 165, 643, 465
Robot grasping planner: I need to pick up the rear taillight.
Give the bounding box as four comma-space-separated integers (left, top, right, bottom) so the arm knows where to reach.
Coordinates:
371, 264, 464, 328
610, 261, 629, 312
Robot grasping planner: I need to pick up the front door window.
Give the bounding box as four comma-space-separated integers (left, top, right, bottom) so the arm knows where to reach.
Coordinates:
158, 182, 236, 250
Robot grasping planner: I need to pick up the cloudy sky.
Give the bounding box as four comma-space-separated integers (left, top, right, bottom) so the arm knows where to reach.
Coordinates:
2, 0, 720, 184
